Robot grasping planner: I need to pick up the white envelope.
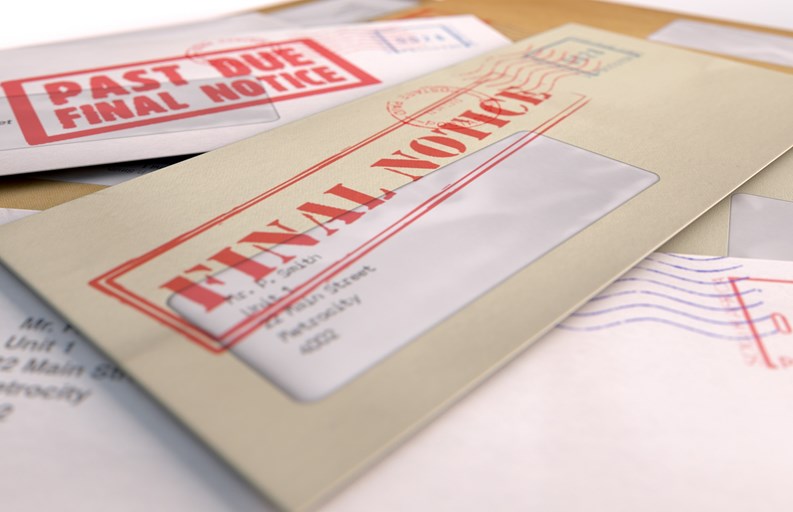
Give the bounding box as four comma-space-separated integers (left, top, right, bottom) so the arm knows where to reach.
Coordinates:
0, 15, 508, 175
323, 252, 793, 511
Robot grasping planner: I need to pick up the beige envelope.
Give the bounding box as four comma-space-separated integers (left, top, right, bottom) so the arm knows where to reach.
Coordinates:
385, 0, 793, 259
2, 25, 793, 510
661, 151, 793, 257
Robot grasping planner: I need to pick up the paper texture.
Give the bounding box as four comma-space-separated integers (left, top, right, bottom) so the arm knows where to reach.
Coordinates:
0, 208, 271, 511
324, 252, 793, 511
650, 19, 793, 68
7, 237, 793, 510
0, 15, 509, 174
0, 207, 37, 223
2, 25, 793, 509
728, 194, 793, 260
649, 18, 793, 258
662, 149, 793, 258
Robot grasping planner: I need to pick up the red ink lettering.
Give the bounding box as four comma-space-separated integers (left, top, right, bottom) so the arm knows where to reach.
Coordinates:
44, 81, 81, 106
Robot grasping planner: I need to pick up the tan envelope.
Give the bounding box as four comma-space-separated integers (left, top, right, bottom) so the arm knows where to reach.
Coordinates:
1, 24, 792, 510
382, 0, 793, 260
660, 150, 793, 257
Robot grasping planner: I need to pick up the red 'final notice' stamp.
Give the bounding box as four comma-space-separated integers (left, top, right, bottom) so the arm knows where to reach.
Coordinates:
88, 40, 606, 352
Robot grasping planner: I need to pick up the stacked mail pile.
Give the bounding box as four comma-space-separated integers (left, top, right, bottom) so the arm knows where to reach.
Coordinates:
1, 0, 793, 510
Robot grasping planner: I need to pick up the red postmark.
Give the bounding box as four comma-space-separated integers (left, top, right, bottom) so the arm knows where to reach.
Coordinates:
728, 276, 793, 369
2, 38, 379, 146
386, 85, 497, 128
386, 45, 601, 130
185, 36, 270, 64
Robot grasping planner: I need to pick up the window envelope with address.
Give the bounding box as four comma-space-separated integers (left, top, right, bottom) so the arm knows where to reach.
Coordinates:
1, 24, 792, 512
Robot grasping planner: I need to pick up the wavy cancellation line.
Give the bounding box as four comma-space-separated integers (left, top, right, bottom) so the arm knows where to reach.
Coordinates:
483, 58, 548, 88
558, 255, 768, 340
571, 302, 768, 326
642, 255, 743, 274
660, 253, 728, 262
557, 316, 780, 342
612, 277, 758, 298
588, 289, 760, 311
461, 44, 535, 77
631, 266, 749, 286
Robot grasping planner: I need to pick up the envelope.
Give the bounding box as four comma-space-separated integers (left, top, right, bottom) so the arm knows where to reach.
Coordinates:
0, 14, 508, 174
2, 23, 792, 509
5, 204, 791, 511
0, 208, 272, 512
386, 0, 793, 263
661, 150, 793, 260
648, 16, 793, 261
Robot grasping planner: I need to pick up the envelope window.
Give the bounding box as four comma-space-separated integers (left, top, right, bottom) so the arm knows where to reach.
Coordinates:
168, 131, 658, 401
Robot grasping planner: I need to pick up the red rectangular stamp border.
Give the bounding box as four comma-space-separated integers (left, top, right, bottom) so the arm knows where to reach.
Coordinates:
88, 78, 590, 353
1, 38, 380, 146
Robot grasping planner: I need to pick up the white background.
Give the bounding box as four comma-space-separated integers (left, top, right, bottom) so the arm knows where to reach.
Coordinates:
1, 0, 792, 50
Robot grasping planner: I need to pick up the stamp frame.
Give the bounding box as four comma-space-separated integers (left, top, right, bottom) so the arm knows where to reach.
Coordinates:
1, 38, 380, 145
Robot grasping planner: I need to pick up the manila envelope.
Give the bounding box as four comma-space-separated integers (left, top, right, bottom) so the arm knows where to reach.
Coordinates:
384, 0, 793, 259
660, 150, 793, 260
2, 24, 793, 510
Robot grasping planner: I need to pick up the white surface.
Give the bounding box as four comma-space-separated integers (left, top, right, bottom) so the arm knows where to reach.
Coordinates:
0, 16, 509, 174
602, 0, 793, 32
0, 207, 38, 223
729, 194, 793, 261
324, 253, 793, 511
650, 20, 793, 67
0, 1, 294, 50
170, 132, 656, 400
